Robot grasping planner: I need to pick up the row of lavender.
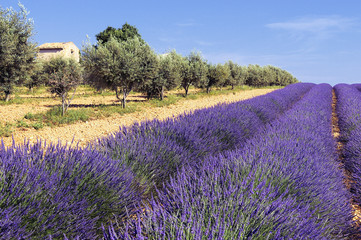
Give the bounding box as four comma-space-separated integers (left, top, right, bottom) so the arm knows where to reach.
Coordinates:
0, 83, 313, 239
95, 83, 313, 197
335, 84, 361, 212
107, 84, 354, 239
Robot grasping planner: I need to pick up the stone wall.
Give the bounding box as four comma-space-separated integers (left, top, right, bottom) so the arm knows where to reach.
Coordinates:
37, 42, 80, 62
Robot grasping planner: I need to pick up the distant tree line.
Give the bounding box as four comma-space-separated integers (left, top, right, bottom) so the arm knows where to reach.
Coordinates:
0, 4, 298, 113
82, 25, 298, 107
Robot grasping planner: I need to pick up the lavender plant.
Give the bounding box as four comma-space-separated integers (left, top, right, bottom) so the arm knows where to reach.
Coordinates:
108, 84, 353, 239
335, 84, 361, 210
0, 83, 318, 238
0, 141, 139, 239
96, 83, 314, 196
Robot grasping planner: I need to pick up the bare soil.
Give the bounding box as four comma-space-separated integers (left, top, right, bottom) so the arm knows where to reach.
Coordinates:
0, 88, 274, 147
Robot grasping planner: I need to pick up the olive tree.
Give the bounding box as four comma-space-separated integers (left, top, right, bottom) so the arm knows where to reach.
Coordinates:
137, 46, 160, 99
96, 23, 144, 44
199, 64, 216, 94
265, 65, 298, 86
139, 50, 183, 100
225, 60, 242, 89
181, 51, 208, 97
83, 37, 155, 108
245, 64, 263, 87
201, 63, 230, 93
0, 4, 37, 101
43, 57, 82, 116
215, 63, 230, 90
24, 61, 45, 93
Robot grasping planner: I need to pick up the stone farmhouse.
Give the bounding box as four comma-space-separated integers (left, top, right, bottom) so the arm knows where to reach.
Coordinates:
37, 42, 80, 62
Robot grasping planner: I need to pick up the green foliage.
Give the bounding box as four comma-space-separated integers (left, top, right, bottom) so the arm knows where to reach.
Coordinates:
42, 57, 83, 115
84, 23, 297, 105
201, 63, 231, 93
139, 50, 183, 100
0, 3, 37, 101
25, 106, 91, 127
0, 95, 25, 105
244, 64, 298, 87
24, 61, 45, 92
225, 60, 245, 89
95, 23, 144, 44
97, 103, 138, 117
137, 45, 160, 99
0, 122, 13, 137
24, 104, 137, 129
181, 51, 208, 97
31, 121, 44, 130
149, 94, 180, 107
82, 36, 155, 108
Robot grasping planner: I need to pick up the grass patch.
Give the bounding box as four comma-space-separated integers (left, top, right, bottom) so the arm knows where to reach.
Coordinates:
149, 95, 181, 107
23, 103, 138, 129
0, 95, 25, 105
96, 103, 138, 117
25, 107, 92, 128
0, 122, 13, 137
16, 120, 30, 128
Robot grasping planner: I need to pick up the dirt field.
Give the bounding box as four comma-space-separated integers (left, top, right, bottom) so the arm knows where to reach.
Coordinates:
0, 88, 275, 147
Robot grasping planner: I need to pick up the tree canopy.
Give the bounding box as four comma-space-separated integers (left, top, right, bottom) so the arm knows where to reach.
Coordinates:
42, 57, 83, 115
82, 36, 155, 108
138, 50, 183, 100
0, 4, 37, 101
95, 23, 145, 45
181, 51, 208, 97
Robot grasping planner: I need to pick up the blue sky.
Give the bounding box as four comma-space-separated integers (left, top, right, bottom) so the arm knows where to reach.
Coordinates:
1, 0, 361, 85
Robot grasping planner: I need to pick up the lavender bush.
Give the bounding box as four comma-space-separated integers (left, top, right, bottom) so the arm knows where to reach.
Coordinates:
96, 83, 314, 196
335, 84, 361, 207
0, 141, 139, 239
110, 84, 353, 239
0, 83, 318, 238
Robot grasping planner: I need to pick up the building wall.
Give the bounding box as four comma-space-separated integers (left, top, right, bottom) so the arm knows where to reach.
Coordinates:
37, 42, 80, 62
37, 49, 63, 61
62, 42, 80, 62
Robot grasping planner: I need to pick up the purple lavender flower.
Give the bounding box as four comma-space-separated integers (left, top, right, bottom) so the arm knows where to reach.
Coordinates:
95, 83, 314, 198
0, 141, 140, 239
107, 84, 353, 239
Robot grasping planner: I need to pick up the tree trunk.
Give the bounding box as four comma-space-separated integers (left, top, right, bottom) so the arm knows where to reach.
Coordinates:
231, 84, 234, 90
4, 92, 10, 102
184, 86, 189, 97
65, 88, 77, 114
62, 94, 66, 116
160, 85, 164, 100
115, 87, 121, 100
206, 86, 210, 94
122, 90, 127, 108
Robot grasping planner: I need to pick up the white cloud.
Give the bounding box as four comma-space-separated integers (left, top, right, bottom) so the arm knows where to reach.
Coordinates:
265, 16, 358, 52
266, 16, 355, 34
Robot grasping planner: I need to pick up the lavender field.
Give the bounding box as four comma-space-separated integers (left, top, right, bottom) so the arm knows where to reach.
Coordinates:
2, 83, 361, 239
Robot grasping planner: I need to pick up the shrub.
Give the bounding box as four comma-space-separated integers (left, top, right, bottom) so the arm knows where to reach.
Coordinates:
95, 83, 314, 197
107, 84, 353, 239
0, 142, 140, 239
